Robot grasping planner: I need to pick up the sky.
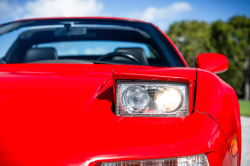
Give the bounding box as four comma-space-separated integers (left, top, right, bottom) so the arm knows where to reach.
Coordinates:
0, 0, 250, 30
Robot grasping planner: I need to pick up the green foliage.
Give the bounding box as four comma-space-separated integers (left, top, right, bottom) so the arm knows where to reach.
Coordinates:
167, 21, 215, 67
211, 16, 250, 95
166, 16, 250, 96
239, 100, 250, 116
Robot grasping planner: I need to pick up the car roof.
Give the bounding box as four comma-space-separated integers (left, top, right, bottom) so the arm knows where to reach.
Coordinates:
1, 16, 148, 26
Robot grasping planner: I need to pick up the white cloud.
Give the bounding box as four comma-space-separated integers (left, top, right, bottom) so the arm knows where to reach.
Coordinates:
84, 47, 108, 54
0, 1, 11, 17
127, 2, 192, 22
0, 0, 104, 20
22, 0, 104, 18
0, 0, 22, 19
61, 49, 79, 55
0, 0, 192, 30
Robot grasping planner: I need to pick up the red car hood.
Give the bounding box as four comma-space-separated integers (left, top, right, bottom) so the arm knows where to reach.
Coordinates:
0, 64, 225, 166
0, 64, 196, 111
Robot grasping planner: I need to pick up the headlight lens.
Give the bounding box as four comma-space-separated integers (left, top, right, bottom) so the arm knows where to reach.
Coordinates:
122, 86, 149, 113
116, 81, 189, 117
101, 154, 209, 166
155, 87, 183, 113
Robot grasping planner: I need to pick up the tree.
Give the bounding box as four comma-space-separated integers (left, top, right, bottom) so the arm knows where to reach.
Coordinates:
166, 21, 215, 67
211, 16, 250, 100
166, 16, 250, 100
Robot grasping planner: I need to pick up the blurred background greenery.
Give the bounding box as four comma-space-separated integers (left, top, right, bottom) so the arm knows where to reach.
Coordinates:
239, 100, 250, 116
166, 15, 250, 115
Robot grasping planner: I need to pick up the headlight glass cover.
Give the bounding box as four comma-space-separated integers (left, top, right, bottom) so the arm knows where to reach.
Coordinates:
101, 154, 209, 166
116, 81, 189, 117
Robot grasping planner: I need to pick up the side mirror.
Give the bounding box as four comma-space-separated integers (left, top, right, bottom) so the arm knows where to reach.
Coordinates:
195, 53, 229, 74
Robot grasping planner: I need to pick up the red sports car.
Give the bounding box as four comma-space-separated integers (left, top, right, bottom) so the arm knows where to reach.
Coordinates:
0, 17, 241, 166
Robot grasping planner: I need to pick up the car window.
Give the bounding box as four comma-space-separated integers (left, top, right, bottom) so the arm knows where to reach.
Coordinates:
33, 41, 153, 58
0, 19, 184, 67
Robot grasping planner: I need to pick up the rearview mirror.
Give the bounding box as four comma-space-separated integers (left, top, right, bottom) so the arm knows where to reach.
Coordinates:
54, 27, 87, 37
195, 53, 229, 74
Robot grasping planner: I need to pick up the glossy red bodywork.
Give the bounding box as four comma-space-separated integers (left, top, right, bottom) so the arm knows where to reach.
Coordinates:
195, 53, 229, 74
195, 69, 241, 166
0, 17, 241, 166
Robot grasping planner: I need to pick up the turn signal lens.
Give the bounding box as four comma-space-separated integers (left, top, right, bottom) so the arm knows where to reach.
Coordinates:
101, 154, 209, 166
231, 138, 238, 157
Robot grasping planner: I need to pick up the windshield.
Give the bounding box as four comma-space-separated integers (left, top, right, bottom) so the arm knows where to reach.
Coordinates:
0, 18, 184, 67
33, 41, 151, 57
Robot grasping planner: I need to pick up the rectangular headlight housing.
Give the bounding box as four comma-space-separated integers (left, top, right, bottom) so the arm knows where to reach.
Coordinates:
116, 81, 189, 117
101, 154, 209, 166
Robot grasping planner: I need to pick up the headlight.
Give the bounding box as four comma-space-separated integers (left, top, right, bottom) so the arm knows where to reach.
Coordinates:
122, 86, 149, 112
101, 154, 209, 166
116, 81, 189, 117
155, 87, 183, 113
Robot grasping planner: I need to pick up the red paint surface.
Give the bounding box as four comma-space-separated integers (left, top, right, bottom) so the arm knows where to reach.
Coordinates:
195, 69, 241, 166
0, 63, 240, 165
0, 17, 241, 166
195, 53, 229, 74
0, 106, 230, 166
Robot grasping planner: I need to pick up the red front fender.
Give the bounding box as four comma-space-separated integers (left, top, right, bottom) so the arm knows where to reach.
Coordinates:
0, 108, 230, 166
195, 69, 241, 166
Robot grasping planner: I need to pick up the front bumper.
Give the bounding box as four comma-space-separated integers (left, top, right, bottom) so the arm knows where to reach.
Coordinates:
0, 109, 231, 166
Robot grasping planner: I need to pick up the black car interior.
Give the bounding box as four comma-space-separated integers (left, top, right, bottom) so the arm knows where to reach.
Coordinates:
115, 47, 149, 66
23, 47, 58, 63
